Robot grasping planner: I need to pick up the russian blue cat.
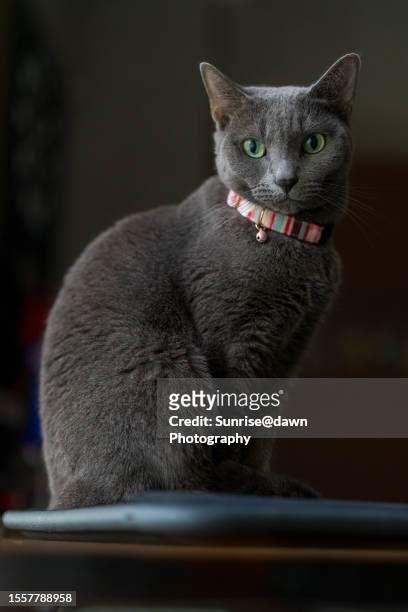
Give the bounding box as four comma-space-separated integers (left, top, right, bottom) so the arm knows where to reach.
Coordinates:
40, 54, 360, 508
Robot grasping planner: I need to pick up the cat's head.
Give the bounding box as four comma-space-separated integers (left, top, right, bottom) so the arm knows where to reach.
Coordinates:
200, 54, 360, 224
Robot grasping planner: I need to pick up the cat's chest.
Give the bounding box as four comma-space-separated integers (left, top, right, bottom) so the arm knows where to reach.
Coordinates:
190, 233, 338, 336
224, 234, 336, 305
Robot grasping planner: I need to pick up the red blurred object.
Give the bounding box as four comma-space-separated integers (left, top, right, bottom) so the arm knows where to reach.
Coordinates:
19, 293, 50, 347
0, 488, 24, 511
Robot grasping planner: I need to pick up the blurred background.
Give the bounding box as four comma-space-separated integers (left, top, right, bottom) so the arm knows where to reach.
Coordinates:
0, 0, 407, 509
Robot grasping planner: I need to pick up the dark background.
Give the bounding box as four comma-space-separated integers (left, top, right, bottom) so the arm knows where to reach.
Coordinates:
0, 0, 407, 508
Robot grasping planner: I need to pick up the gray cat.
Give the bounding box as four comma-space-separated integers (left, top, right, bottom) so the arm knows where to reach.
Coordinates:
40, 54, 360, 509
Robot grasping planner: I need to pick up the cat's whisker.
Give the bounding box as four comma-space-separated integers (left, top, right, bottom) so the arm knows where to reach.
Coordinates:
312, 192, 376, 246
301, 177, 378, 212
303, 177, 377, 195
305, 180, 381, 221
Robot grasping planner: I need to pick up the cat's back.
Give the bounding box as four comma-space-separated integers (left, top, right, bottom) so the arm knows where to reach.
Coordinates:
52, 176, 220, 309
54, 204, 185, 334
63, 204, 178, 298
41, 176, 222, 384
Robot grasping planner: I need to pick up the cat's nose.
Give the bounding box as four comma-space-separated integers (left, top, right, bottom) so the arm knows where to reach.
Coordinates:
275, 176, 298, 194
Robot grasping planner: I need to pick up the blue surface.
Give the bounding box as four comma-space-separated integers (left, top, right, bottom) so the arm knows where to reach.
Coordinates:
3, 492, 408, 543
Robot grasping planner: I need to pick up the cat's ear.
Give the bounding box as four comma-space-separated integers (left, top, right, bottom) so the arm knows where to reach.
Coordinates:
309, 53, 361, 121
200, 62, 248, 129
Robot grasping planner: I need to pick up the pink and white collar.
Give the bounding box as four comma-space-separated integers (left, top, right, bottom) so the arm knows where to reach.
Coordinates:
227, 190, 329, 245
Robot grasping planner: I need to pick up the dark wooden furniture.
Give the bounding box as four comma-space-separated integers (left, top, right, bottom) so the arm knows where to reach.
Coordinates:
3, 493, 408, 610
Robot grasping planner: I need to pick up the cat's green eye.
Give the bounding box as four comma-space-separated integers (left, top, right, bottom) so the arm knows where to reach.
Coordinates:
302, 133, 326, 155
242, 138, 266, 158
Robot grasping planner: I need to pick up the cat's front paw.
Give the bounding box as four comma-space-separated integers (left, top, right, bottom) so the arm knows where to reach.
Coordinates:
274, 477, 319, 499
216, 459, 319, 498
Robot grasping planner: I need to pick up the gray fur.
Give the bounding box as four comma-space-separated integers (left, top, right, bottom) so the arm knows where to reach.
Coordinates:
40, 55, 360, 508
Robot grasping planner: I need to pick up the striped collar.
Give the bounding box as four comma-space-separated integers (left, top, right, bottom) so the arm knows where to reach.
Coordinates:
227, 190, 331, 245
